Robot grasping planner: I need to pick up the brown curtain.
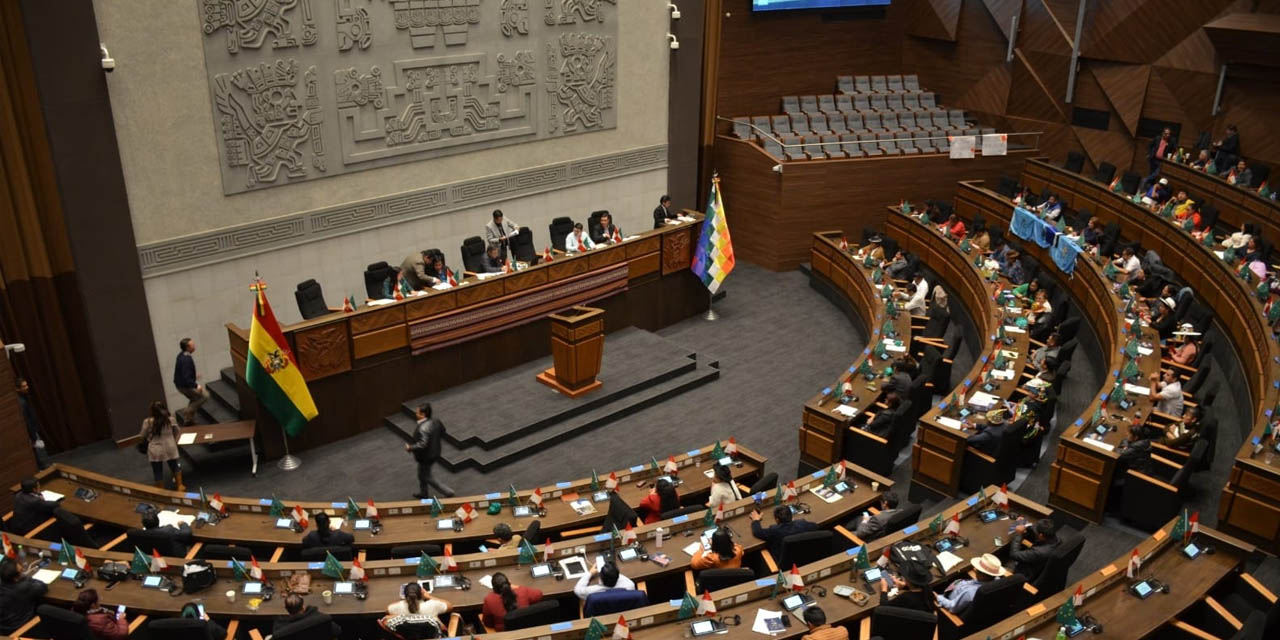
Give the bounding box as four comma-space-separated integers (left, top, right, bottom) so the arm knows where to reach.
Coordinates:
0, 2, 106, 451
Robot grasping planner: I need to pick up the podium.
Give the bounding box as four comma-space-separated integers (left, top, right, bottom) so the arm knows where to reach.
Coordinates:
536, 306, 605, 397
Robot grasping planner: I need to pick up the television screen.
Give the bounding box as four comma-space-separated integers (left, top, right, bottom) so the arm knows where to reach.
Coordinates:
752, 0, 891, 11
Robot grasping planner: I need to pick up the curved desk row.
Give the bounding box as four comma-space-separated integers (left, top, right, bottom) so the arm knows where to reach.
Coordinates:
884, 211, 1031, 499
953, 181, 1165, 524
12, 442, 764, 552
1159, 158, 1280, 242
6, 462, 891, 623
221, 214, 707, 455
1020, 159, 1280, 551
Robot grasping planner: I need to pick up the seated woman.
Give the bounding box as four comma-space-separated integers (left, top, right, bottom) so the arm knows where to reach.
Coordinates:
970, 228, 991, 253
1081, 216, 1103, 248
71, 589, 128, 640
691, 528, 745, 570
1169, 336, 1199, 365
938, 213, 966, 241
637, 479, 680, 524
481, 572, 543, 632
386, 582, 451, 629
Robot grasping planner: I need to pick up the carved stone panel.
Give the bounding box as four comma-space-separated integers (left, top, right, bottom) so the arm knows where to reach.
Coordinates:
197, 0, 617, 194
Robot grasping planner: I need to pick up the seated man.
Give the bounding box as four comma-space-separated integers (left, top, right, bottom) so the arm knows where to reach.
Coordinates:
1081, 217, 1103, 248
0, 558, 47, 635
590, 212, 622, 245
1030, 333, 1061, 371
492, 523, 522, 550
1148, 369, 1183, 417
966, 408, 1008, 456
749, 504, 818, 559
301, 512, 354, 550
1111, 247, 1141, 281
140, 510, 194, 557
937, 553, 1005, 615
564, 222, 596, 253
400, 250, 441, 290
653, 195, 677, 228
1160, 406, 1204, 451
851, 493, 901, 541
10, 478, 58, 535
1226, 159, 1253, 188
1144, 178, 1171, 204
857, 234, 885, 262
480, 243, 505, 273
573, 561, 635, 601
484, 209, 520, 260
1034, 194, 1062, 221
1189, 150, 1212, 171
274, 594, 342, 638
860, 393, 900, 438
1008, 518, 1060, 582
895, 273, 929, 315
1002, 251, 1028, 285
885, 251, 912, 280
801, 606, 848, 640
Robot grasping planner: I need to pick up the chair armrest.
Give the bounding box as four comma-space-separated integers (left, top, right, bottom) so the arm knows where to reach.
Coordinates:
185, 542, 203, 560
937, 605, 963, 627
269, 546, 284, 562
1162, 358, 1195, 373
1150, 442, 1189, 462
2, 511, 11, 522
967, 448, 997, 464
1150, 410, 1181, 423
942, 358, 954, 365
25, 517, 56, 538
910, 314, 928, 321
1240, 572, 1279, 604
737, 483, 752, 495
223, 620, 239, 640
1023, 582, 1039, 595
448, 613, 462, 636
858, 617, 871, 640
1171, 620, 1221, 640
848, 426, 889, 445
484, 538, 502, 547
127, 615, 148, 634
1205, 596, 1244, 630
833, 525, 864, 547
761, 549, 778, 574
83, 522, 94, 531
100, 533, 128, 552
11, 616, 40, 639
636, 581, 648, 595
1028, 338, 1046, 348
249, 629, 266, 640
685, 570, 697, 596
1125, 469, 1179, 494
873, 402, 888, 410
1149, 454, 1182, 471
464, 271, 478, 277
561, 525, 603, 538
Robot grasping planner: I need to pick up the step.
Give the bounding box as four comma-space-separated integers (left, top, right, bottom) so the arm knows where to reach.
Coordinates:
206, 379, 241, 414
197, 396, 239, 425
408, 355, 720, 473
220, 367, 237, 387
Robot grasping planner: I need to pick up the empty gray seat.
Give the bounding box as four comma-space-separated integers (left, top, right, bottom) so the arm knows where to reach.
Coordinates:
818, 94, 839, 115
946, 128, 965, 138
855, 75, 872, 94
931, 111, 949, 130
782, 96, 800, 115
844, 112, 865, 131
790, 113, 810, 133
837, 75, 855, 94
882, 113, 902, 131
864, 112, 886, 132
827, 113, 848, 133
964, 128, 980, 137
885, 94, 905, 112
912, 112, 935, 131
762, 137, 784, 160
920, 92, 937, 109
904, 74, 921, 92
949, 110, 967, 128
782, 135, 807, 161
936, 134, 951, 153
804, 135, 827, 160
900, 134, 921, 155
887, 75, 904, 93
853, 95, 872, 113
771, 115, 791, 133
914, 131, 937, 153
870, 75, 888, 93
801, 95, 820, 114
859, 133, 884, 157
822, 134, 847, 159
840, 133, 864, 158
732, 117, 751, 139
869, 95, 888, 112
898, 113, 919, 131
753, 116, 772, 132
903, 94, 922, 112
809, 113, 831, 134
981, 127, 996, 136
836, 95, 855, 114
877, 132, 902, 155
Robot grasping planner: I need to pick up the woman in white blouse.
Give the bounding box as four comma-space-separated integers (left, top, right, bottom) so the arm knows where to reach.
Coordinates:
706, 464, 742, 509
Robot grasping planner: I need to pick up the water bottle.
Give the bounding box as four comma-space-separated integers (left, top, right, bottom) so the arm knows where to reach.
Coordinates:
17, 544, 27, 564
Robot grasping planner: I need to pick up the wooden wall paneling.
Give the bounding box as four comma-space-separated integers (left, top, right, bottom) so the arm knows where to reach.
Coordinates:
1008, 50, 1070, 123
1218, 77, 1280, 167
1155, 67, 1221, 133
1153, 27, 1219, 74
1018, 0, 1074, 56
1089, 62, 1152, 136
0, 350, 38, 514
979, 0, 1022, 41
904, 0, 960, 42
1203, 12, 1280, 67
1073, 127, 1142, 175
903, 0, 1011, 119
1082, 0, 1236, 64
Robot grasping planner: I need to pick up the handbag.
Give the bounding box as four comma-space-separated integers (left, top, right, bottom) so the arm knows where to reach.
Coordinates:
136, 420, 153, 455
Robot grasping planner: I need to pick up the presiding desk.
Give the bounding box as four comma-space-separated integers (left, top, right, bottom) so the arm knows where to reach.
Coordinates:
8, 461, 892, 624
964, 518, 1260, 640
17, 441, 764, 553
475, 486, 1052, 640
223, 214, 707, 456
1020, 159, 1280, 551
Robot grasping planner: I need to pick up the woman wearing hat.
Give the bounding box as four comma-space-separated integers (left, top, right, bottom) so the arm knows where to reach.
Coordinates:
966, 408, 1008, 456
857, 234, 885, 263
937, 554, 1005, 614
878, 559, 936, 613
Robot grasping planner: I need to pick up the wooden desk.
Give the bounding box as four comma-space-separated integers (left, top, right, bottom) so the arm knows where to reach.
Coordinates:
802, 231, 914, 471
463, 487, 1051, 640
10, 461, 890, 622
1020, 159, 1280, 549
954, 180, 1165, 523
224, 215, 706, 455
21, 441, 764, 552
1159, 158, 1280, 244
178, 420, 258, 477
885, 212, 1031, 498
963, 520, 1257, 640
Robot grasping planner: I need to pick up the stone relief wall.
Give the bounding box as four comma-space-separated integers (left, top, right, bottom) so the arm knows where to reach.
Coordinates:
197, 0, 618, 195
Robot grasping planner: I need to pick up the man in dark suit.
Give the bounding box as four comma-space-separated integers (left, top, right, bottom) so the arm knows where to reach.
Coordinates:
653, 195, 677, 228
301, 512, 354, 550
1142, 127, 1177, 190
174, 338, 207, 426
405, 403, 454, 498
860, 393, 900, 438
140, 510, 193, 557
15, 379, 47, 469
1009, 518, 1060, 581
1212, 124, 1240, 174
0, 558, 48, 635
966, 409, 1008, 456
590, 212, 621, 245
274, 594, 342, 638
10, 478, 58, 535
852, 493, 901, 541
749, 505, 818, 559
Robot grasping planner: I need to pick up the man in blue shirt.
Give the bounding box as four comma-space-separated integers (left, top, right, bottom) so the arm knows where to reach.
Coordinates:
937, 553, 1005, 615
749, 505, 818, 560
173, 338, 206, 426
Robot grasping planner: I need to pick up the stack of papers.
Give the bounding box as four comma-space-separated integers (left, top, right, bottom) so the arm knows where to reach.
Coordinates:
833, 404, 858, 418
936, 417, 964, 430
40, 490, 65, 502
936, 550, 964, 572
32, 569, 60, 584
1084, 438, 1115, 452
157, 511, 196, 528
991, 369, 1015, 381
752, 609, 787, 635
967, 392, 1000, 410
882, 339, 907, 353
1003, 324, 1026, 334
367, 298, 397, 306
1123, 383, 1152, 396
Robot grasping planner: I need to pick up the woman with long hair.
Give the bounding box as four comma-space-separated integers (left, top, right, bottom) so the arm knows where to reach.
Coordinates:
139, 401, 183, 490
706, 464, 742, 509
638, 479, 680, 524
691, 527, 744, 570
481, 572, 544, 631
71, 589, 128, 640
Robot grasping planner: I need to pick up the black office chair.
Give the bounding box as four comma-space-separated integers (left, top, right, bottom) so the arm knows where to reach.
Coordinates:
937, 574, 1028, 640
148, 617, 223, 640
1121, 440, 1207, 531
274, 610, 341, 639
870, 605, 936, 640
53, 508, 100, 548
1063, 151, 1085, 173
1230, 610, 1269, 640
748, 472, 778, 495
996, 175, 1019, 198
126, 527, 188, 558
460, 236, 486, 274
602, 493, 639, 531
583, 589, 648, 617
1092, 162, 1116, 184
503, 600, 561, 631
881, 503, 923, 535
300, 546, 352, 562
660, 504, 705, 520
390, 544, 442, 559
34, 604, 94, 640
510, 226, 540, 265
696, 568, 755, 593
363, 261, 396, 300
777, 530, 834, 569
522, 519, 544, 546
1027, 528, 1084, 601
548, 217, 575, 252
1120, 171, 1140, 195
294, 279, 330, 320
198, 543, 252, 561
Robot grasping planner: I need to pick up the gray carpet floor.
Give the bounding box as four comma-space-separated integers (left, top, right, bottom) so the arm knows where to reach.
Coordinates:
51, 261, 1280, 593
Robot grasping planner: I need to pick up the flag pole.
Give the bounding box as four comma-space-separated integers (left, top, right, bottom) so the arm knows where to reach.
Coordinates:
251, 274, 302, 471
704, 290, 718, 321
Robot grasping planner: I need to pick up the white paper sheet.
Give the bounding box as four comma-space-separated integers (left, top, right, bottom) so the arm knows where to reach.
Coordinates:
366, 298, 396, 306
157, 510, 196, 528
991, 369, 1015, 381
833, 404, 858, 418
937, 550, 964, 572
1084, 438, 1115, 452
40, 490, 64, 502
1004, 324, 1027, 334
177, 433, 197, 445
937, 417, 964, 430
33, 569, 60, 584
752, 609, 786, 636
1123, 383, 1152, 397
967, 392, 1000, 409
478, 574, 493, 589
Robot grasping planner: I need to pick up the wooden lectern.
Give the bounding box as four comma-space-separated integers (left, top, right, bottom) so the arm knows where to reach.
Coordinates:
536, 306, 605, 397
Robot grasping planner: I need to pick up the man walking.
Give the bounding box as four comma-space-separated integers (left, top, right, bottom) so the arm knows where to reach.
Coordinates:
173, 338, 207, 426
405, 403, 455, 498
15, 379, 49, 468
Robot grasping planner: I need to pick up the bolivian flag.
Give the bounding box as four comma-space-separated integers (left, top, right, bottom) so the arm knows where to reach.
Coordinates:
246, 283, 318, 436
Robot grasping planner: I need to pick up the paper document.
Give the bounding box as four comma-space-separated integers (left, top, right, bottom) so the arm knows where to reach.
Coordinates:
1084, 438, 1115, 452
1214, 251, 1225, 260
1123, 383, 1152, 397
41, 490, 65, 502
752, 609, 786, 636
1003, 324, 1026, 334
682, 541, 703, 557
937, 417, 964, 430
999, 350, 1019, 359
967, 392, 1000, 409
882, 339, 907, 353
478, 574, 493, 589
157, 510, 196, 528
1025, 378, 1049, 389
936, 550, 964, 572
177, 433, 197, 445
1137, 346, 1153, 356
991, 369, 1015, 381
431, 283, 452, 291
367, 298, 396, 306
33, 569, 60, 584
833, 404, 858, 418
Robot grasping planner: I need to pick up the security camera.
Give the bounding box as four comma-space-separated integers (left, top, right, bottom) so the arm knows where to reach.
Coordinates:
100, 44, 115, 72
667, 33, 679, 50
772, 164, 782, 173
668, 3, 681, 19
